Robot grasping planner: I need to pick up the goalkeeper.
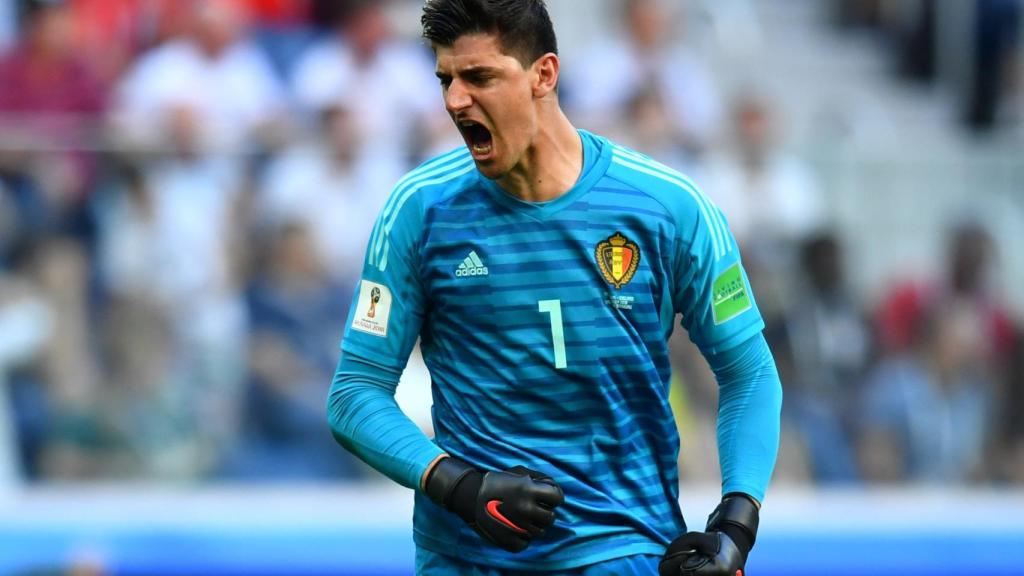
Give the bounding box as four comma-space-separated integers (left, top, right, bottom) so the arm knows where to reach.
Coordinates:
327, 0, 782, 574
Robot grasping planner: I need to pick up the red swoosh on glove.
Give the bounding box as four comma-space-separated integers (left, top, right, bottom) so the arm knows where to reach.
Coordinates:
485, 500, 527, 534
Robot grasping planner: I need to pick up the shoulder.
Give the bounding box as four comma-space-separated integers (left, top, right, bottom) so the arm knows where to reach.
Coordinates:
365, 147, 475, 270
377, 146, 477, 223
604, 142, 718, 230
395, 146, 476, 202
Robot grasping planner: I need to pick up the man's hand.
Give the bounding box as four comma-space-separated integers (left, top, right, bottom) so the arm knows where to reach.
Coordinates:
659, 493, 759, 576
425, 457, 564, 552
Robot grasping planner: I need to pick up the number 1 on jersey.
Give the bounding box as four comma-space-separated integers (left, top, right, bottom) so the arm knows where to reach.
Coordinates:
538, 299, 567, 369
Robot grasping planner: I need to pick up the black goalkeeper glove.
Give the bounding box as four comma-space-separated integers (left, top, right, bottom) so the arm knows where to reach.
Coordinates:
659, 493, 760, 576
424, 456, 565, 553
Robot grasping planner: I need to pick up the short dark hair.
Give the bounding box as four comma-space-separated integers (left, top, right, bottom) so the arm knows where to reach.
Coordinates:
421, 0, 558, 66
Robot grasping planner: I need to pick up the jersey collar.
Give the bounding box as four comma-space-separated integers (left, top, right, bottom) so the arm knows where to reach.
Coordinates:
476, 129, 612, 221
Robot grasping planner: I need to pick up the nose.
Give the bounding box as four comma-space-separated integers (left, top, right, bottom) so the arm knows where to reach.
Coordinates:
444, 79, 472, 114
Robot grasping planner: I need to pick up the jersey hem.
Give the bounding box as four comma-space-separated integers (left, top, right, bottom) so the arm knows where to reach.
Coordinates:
414, 531, 666, 571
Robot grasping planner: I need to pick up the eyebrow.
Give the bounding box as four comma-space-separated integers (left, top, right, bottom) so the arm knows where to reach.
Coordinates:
435, 65, 500, 79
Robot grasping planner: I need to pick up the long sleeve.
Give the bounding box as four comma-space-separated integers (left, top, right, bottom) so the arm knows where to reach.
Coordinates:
653, 157, 780, 502
328, 152, 451, 490
705, 332, 782, 503
327, 350, 444, 490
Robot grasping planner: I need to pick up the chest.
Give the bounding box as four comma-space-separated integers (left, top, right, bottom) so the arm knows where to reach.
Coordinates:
419, 202, 672, 321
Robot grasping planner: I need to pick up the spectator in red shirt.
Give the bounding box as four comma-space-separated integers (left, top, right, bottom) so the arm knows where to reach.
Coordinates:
0, 1, 106, 115
0, 0, 108, 221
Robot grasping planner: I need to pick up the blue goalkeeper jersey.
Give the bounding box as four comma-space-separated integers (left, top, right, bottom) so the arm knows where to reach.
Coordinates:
340, 130, 764, 570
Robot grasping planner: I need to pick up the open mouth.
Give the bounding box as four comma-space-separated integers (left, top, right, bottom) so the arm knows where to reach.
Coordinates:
457, 120, 493, 157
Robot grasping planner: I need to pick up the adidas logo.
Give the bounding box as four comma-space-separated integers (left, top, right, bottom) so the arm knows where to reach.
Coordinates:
456, 250, 489, 277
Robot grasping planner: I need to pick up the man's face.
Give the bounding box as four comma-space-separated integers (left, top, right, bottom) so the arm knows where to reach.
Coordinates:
434, 34, 538, 180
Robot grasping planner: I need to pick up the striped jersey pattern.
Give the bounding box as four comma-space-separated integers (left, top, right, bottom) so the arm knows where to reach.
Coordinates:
341, 130, 763, 570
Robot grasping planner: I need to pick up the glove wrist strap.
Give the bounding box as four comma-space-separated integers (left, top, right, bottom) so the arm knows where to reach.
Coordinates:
706, 493, 760, 561
424, 456, 477, 508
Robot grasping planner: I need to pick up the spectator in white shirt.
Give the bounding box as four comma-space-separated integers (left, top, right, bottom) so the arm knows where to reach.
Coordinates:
290, 1, 451, 167
110, 0, 287, 153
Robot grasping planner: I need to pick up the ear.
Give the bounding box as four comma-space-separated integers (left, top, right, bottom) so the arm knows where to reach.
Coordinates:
531, 53, 559, 98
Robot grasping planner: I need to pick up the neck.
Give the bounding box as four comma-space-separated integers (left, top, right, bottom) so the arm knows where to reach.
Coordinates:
495, 108, 583, 203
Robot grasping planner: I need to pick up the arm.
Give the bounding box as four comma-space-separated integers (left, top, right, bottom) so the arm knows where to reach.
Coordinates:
660, 168, 780, 575
706, 331, 782, 505
328, 287, 563, 555
663, 166, 781, 505
658, 335, 780, 576
327, 349, 445, 489
329, 167, 445, 490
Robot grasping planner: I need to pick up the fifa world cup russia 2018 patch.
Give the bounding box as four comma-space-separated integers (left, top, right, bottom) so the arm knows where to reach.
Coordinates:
596, 231, 640, 289
352, 279, 392, 337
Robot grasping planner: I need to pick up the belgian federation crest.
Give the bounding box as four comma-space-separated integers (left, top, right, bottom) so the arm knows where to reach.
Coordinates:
596, 232, 640, 289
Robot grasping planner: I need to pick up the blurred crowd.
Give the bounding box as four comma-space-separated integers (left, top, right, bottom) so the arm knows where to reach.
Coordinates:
0, 0, 1021, 489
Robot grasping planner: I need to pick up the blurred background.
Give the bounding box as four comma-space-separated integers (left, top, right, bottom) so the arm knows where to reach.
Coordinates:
0, 0, 1022, 573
